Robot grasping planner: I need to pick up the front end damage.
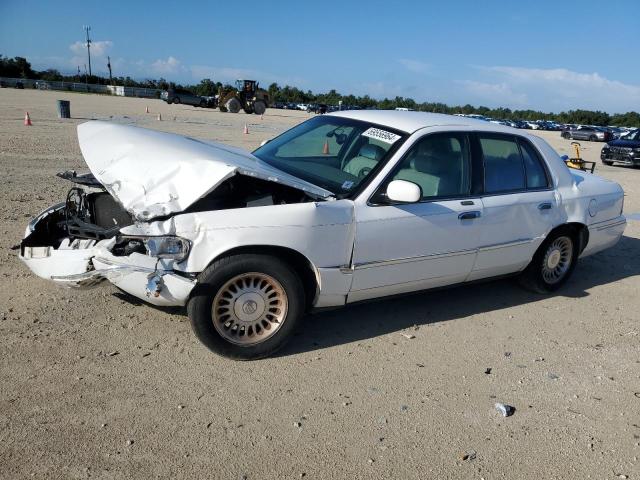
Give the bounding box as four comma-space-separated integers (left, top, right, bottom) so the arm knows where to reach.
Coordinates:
19, 121, 337, 307
19, 173, 196, 306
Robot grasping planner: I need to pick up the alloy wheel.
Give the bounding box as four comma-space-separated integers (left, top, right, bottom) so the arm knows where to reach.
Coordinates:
212, 272, 288, 345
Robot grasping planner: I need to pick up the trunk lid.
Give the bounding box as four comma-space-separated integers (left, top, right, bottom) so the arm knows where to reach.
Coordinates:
77, 121, 333, 221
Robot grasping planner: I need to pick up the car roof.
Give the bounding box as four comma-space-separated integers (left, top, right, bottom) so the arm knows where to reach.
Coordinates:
326, 110, 518, 134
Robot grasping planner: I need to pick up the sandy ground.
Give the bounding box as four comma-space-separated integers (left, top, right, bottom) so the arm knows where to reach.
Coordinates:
0, 89, 639, 480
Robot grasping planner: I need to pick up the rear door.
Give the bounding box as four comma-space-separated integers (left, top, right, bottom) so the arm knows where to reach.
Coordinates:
468, 133, 561, 280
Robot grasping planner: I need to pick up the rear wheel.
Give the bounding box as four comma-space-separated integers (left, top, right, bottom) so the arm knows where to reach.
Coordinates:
226, 98, 241, 113
188, 254, 305, 360
589, 135, 597, 141
518, 228, 578, 293
253, 100, 266, 115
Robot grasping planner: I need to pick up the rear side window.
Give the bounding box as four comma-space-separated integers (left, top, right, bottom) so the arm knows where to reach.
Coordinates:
519, 140, 549, 189
480, 136, 525, 193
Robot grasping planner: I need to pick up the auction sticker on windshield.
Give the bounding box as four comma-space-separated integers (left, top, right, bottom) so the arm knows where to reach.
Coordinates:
361, 127, 401, 144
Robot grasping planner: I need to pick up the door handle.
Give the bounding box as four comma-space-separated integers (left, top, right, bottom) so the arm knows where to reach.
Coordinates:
458, 211, 481, 220
538, 202, 553, 210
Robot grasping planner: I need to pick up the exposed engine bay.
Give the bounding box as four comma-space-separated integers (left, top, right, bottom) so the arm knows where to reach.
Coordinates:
22, 170, 316, 255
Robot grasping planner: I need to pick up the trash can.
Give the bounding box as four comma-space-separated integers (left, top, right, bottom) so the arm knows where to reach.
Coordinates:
56, 100, 71, 119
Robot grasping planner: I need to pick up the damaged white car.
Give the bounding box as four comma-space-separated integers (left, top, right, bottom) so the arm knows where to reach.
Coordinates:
19, 112, 626, 359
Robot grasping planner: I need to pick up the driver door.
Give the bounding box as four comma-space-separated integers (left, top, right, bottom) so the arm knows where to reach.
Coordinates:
348, 132, 483, 303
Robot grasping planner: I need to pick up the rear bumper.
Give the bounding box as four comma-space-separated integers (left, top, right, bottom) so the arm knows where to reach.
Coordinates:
581, 215, 626, 257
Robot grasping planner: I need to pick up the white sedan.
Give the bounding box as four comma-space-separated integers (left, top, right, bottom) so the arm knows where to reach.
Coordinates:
19, 112, 626, 359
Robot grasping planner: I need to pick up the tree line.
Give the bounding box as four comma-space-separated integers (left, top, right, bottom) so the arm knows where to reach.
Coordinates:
2, 54, 639, 127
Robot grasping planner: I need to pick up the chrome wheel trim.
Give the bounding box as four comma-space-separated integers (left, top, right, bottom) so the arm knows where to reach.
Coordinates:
212, 272, 288, 346
541, 236, 573, 284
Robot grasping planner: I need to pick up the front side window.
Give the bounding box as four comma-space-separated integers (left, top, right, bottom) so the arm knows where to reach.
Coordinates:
480, 136, 526, 193
379, 133, 471, 200
253, 116, 406, 196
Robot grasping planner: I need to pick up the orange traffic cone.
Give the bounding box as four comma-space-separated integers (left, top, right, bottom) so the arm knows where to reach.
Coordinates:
322, 140, 330, 155
145, 106, 149, 113
157, 113, 162, 121
243, 124, 249, 134
24, 112, 32, 126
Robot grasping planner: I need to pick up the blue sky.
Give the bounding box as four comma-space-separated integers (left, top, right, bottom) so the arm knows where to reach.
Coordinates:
1, 0, 639, 113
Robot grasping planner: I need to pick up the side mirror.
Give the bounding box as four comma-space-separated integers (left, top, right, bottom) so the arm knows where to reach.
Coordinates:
386, 179, 421, 203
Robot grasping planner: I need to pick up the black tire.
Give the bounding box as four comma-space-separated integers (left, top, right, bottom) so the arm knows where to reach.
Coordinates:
188, 254, 305, 360
602, 160, 614, 166
253, 100, 266, 116
226, 98, 241, 113
173, 97, 180, 104
518, 227, 579, 294
589, 135, 597, 141
199, 99, 206, 108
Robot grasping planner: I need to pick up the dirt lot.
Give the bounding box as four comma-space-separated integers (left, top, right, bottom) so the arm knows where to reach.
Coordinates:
1, 89, 639, 480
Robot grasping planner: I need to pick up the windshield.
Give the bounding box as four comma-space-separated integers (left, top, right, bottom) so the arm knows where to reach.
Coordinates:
253, 116, 406, 196
621, 129, 639, 141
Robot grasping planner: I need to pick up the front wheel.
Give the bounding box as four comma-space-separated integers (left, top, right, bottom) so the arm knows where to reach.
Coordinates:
173, 97, 180, 104
602, 160, 614, 166
188, 254, 305, 360
226, 98, 241, 113
518, 229, 578, 293
253, 100, 266, 115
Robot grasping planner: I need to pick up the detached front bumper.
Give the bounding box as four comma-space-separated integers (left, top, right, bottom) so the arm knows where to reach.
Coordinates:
19, 207, 196, 306
21, 244, 196, 306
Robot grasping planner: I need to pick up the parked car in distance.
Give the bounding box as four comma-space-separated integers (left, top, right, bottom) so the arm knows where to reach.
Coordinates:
161, 88, 209, 107
601, 129, 640, 166
562, 125, 612, 142
307, 103, 328, 114
19, 112, 626, 359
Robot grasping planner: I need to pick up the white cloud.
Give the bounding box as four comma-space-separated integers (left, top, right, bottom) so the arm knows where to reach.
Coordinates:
459, 80, 528, 107
190, 65, 256, 82
69, 40, 113, 57
68, 40, 114, 73
150, 56, 184, 75
476, 66, 640, 113
397, 58, 430, 74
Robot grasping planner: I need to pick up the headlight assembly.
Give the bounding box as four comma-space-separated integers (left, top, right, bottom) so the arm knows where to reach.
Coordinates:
144, 236, 191, 262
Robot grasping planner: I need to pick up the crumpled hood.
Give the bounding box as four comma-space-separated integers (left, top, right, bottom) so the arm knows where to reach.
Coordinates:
77, 121, 333, 221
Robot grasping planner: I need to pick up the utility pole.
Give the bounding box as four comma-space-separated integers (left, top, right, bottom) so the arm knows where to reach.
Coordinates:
83, 25, 92, 77
107, 56, 113, 85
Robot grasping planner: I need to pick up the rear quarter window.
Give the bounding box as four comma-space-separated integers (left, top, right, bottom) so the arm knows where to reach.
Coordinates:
480, 136, 525, 193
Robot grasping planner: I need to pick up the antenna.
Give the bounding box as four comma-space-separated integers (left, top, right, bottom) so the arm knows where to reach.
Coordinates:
83, 25, 92, 77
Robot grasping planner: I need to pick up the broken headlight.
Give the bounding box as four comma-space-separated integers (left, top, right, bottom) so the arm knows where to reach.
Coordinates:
145, 236, 191, 262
